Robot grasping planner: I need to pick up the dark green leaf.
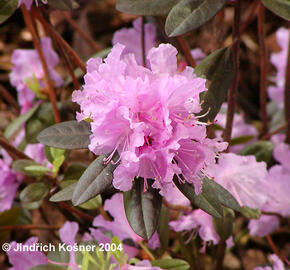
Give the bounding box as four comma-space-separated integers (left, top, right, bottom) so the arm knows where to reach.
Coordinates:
262, 0, 290, 20
165, 0, 227, 37
50, 182, 77, 202
0, 207, 21, 242
229, 135, 255, 146
124, 179, 162, 240
20, 183, 49, 203
22, 200, 43, 210
0, 0, 18, 24
241, 206, 261, 219
12, 159, 41, 176
195, 47, 234, 122
157, 205, 170, 254
239, 140, 273, 163
151, 259, 190, 270
4, 104, 39, 138
48, 0, 79, 10
213, 207, 235, 240
174, 177, 241, 218
72, 155, 117, 206
116, 0, 180, 15
37, 120, 91, 150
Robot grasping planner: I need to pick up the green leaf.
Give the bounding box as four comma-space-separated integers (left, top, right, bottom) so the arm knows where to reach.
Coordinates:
116, 0, 180, 16
110, 237, 124, 265
262, 0, 290, 20
174, 177, 241, 218
157, 205, 170, 254
195, 47, 234, 122
0, 207, 21, 242
48, 0, 79, 10
241, 206, 261, 219
22, 200, 43, 210
229, 135, 255, 146
30, 265, 64, 270
12, 159, 41, 176
0, 0, 18, 24
37, 120, 91, 150
213, 207, 235, 240
165, 0, 227, 37
50, 182, 77, 202
4, 104, 39, 138
20, 183, 49, 203
72, 155, 117, 206
151, 259, 190, 270
79, 195, 102, 210
239, 140, 273, 163
123, 179, 162, 240
24, 165, 50, 175
64, 163, 87, 180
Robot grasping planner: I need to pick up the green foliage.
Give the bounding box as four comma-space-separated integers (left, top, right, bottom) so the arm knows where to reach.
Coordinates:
12, 159, 47, 177
195, 47, 234, 122
213, 207, 235, 240
72, 155, 117, 206
64, 163, 87, 180
20, 182, 49, 203
37, 120, 91, 149
79, 195, 102, 210
0, 0, 18, 24
116, 0, 180, 16
239, 140, 274, 163
262, 0, 290, 20
241, 206, 262, 219
174, 177, 241, 218
151, 259, 190, 270
123, 179, 162, 240
50, 182, 77, 202
157, 205, 170, 254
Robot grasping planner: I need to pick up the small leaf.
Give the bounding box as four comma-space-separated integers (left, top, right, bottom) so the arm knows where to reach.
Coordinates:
165, 0, 227, 37
195, 47, 234, 122
262, 0, 290, 20
4, 104, 39, 138
37, 120, 91, 150
151, 259, 190, 270
110, 237, 124, 265
229, 135, 255, 146
213, 207, 235, 240
241, 206, 261, 219
24, 165, 50, 175
79, 195, 102, 210
116, 0, 179, 16
12, 159, 40, 176
124, 178, 162, 240
20, 183, 49, 203
0, 0, 18, 24
72, 155, 117, 206
174, 177, 241, 218
239, 141, 273, 163
50, 182, 77, 202
48, 0, 79, 10
22, 200, 43, 210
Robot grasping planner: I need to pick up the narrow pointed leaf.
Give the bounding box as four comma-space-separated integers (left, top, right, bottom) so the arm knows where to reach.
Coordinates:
72, 155, 117, 206
123, 179, 162, 240
151, 259, 190, 270
50, 182, 77, 202
195, 47, 234, 122
212, 207, 235, 240
37, 120, 91, 149
12, 159, 40, 176
165, 0, 227, 37
116, 0, 180, 16
262, 0, 290, 20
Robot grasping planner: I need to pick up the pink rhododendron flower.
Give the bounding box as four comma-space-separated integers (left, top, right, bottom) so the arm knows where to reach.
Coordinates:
7, 237, 48, 270
113, 18, 156, 66
191, 48, 206, 65
254, 254, 285, 270
248, 215, 280, 237
215, 103, 258, 153
10, 37, 63, 113
206, 153, 268, 209
268, 27, 289, 108
73, 43, 227, 194
93, 193, 160, 246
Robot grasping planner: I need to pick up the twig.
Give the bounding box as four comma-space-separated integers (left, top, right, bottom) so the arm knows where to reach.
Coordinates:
284, 32, 290, 144
0, 224, 59, 231
262, 123, 287, 140
258, 3, 268, 136
266, 235, 280, 258
141, 16, 146, 67
223, 0, 241, 143
31, 7, 86, 73
21, 6, 61, 123
0, 84, 20, 113
214, 240, 226, 270
62, 12, 102, 52
138, 241, 155, 260
176, 36, 196, 68
59, 202, 94, 222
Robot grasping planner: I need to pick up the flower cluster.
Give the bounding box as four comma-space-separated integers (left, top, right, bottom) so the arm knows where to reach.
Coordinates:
73, 42, 227, 193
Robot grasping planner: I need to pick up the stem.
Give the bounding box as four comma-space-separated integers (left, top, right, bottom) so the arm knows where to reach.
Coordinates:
223, 0, 241, 143
141, 16, 146, 67
0, 224, 59, 231
258, 3, 268, 136
59, 202, 94, 222
266, 235, 280, 258
284, 34, 290, 144
262, 123, 287, 140
31, 7, 86, 73
176, 36, 196, 68
138, 241, 155, 260
214, 240, 226, 270
63, 12, 102, 52
0, 84, 20, 113
21, 5, 61, 123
